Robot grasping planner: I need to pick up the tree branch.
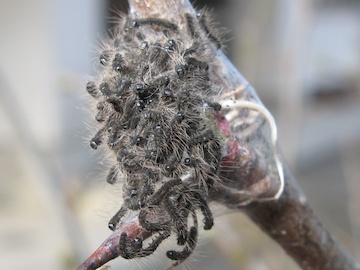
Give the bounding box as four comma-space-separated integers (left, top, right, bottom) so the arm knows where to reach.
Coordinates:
242, 161, 358, 270
126, 0, 359, 269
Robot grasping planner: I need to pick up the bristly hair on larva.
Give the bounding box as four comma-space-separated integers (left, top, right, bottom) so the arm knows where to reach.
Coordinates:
195, 8, 229, 51
85, 9, 228, 269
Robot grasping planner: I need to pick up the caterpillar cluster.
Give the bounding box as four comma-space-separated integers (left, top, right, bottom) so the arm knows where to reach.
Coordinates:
86, 9, 226, 267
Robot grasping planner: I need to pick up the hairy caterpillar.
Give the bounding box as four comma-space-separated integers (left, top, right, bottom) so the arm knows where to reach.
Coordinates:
78, 7, 283, 270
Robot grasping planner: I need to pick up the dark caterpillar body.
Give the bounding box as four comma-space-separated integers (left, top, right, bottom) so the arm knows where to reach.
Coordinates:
86, 10, 226, 267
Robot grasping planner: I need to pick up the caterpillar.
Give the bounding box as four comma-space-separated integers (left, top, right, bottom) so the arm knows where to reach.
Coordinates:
78, 7, 283, 270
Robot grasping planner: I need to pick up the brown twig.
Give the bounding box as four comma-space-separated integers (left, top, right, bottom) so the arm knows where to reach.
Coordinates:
126, 0, 360, 269
242, 161, 358, 270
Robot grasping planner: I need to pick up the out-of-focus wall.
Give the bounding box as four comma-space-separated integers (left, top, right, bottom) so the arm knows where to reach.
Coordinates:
0, 1, 106, 270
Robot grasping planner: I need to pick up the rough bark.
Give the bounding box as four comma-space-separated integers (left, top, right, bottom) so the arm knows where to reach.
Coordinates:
127, 0, 360, 269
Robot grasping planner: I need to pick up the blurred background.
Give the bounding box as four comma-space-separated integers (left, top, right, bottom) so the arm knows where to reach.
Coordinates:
0, 0, 359, 269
